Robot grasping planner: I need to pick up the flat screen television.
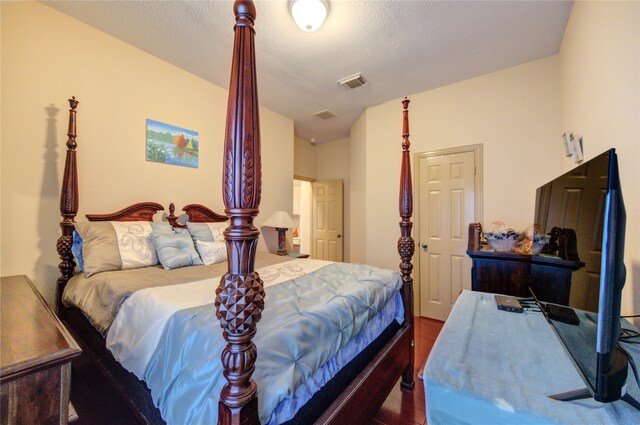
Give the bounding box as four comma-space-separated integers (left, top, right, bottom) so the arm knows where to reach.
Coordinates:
534, 149, 628, 402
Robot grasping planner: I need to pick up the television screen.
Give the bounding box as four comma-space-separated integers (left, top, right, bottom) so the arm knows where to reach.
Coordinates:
534, 149, 627, 402
534, 151, 610, 312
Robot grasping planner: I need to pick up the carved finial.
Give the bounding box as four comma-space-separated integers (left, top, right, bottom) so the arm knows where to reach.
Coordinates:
169, 202, 175, 216
67, 97, 78, 150
401, 97, 410, 151
68, 96, 78, 110
234, 0, 256, 28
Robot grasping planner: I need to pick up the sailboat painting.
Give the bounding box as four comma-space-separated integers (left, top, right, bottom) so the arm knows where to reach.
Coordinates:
146, 119, 199, 168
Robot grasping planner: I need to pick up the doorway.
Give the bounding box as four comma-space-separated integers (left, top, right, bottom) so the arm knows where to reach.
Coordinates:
415, 145, 483, 320
292, 179, 312, 255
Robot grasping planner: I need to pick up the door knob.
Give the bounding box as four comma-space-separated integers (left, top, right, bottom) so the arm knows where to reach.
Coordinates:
421, 243, 428, 249
337, 234, 342, 238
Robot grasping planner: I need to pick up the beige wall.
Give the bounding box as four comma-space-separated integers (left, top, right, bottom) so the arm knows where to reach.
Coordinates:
349, 113, 368, 264
0, 2, 294, 306
316, 137, 351, 262
294, 136, 316, 179
361, 56, 562, 279
559, 0, 640, 317
357, 0, 640, 317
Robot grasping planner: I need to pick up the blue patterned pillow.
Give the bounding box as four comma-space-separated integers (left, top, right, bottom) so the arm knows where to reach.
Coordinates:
151, 233, 203, 270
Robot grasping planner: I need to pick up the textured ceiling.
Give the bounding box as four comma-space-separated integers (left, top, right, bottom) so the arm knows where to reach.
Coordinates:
46, 0, 573, 143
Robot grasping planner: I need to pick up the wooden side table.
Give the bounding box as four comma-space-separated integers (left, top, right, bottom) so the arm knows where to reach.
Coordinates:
1, 275, 81, 425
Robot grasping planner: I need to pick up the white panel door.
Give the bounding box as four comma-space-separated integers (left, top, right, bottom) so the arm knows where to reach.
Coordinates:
419, 152, 475, 320
311, 180, 343, 261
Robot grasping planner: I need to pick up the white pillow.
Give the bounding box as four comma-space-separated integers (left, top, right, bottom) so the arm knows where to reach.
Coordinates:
195, 240, 227, 265
208, 222, 226, 242
111, 221, 158, 269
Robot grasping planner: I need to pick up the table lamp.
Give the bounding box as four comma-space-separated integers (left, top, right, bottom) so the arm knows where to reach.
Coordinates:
263, 210, 295, 255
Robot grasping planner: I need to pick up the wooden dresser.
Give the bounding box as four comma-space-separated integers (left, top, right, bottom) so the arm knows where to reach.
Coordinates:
1, 275, 81, 425
466, 224, 585, 305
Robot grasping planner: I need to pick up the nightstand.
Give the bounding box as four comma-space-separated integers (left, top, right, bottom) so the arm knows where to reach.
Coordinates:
287, 253, 310, 259
1, 275, 81, 425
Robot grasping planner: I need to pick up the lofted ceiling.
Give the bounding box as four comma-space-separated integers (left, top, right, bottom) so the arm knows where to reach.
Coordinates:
46, 0, 573, 143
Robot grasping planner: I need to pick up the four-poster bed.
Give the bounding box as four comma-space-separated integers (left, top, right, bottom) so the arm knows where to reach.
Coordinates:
55, 1, 416, 424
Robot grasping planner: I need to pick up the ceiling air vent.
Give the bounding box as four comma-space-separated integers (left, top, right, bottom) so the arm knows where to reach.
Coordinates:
337, 73, 368, 90
313, 109, 337, 120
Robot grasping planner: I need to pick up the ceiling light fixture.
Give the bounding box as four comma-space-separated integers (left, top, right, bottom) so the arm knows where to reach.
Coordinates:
290, 0, 328, 33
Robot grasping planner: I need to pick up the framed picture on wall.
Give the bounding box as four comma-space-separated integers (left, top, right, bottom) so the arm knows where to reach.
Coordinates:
146, 119, 199, 168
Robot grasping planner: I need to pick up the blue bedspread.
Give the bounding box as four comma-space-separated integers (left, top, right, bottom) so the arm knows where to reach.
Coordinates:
144, 263, 404, 424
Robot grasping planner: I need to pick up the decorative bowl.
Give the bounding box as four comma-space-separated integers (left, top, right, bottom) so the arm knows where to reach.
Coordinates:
531, 234, 551, 255
484, 231, 520, 252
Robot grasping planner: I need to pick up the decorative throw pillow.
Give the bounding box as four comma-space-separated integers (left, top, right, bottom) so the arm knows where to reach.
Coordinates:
186, 222, 227, 243
111, 221, 158, 269
71, 230, 84, 271
173, 227, 191, 235
151, 233, 203, 270
75, 221, 174, 276
195, 240, 227, 265
75, 221, 122, 276
151, 222, 175, 236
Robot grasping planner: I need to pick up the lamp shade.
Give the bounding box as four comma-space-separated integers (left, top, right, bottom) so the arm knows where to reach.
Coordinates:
290, 0, 328, 32
263, 211, 295, 229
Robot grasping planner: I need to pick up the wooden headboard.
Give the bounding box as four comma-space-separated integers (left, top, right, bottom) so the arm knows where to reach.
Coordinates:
85, 202, 164, 222
166, 203, 228, 228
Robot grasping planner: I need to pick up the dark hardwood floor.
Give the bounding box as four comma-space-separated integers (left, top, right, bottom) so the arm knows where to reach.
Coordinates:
372, 317, 444, 425
70, 316, 444, 424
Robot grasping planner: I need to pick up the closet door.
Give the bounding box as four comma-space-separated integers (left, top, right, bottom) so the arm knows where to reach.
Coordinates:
418, 151, 475, 321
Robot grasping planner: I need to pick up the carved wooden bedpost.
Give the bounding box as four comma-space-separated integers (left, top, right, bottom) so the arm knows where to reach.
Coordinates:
398, 97, 415, 391
214, 1, 263, 424
56, 97, 79, 315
